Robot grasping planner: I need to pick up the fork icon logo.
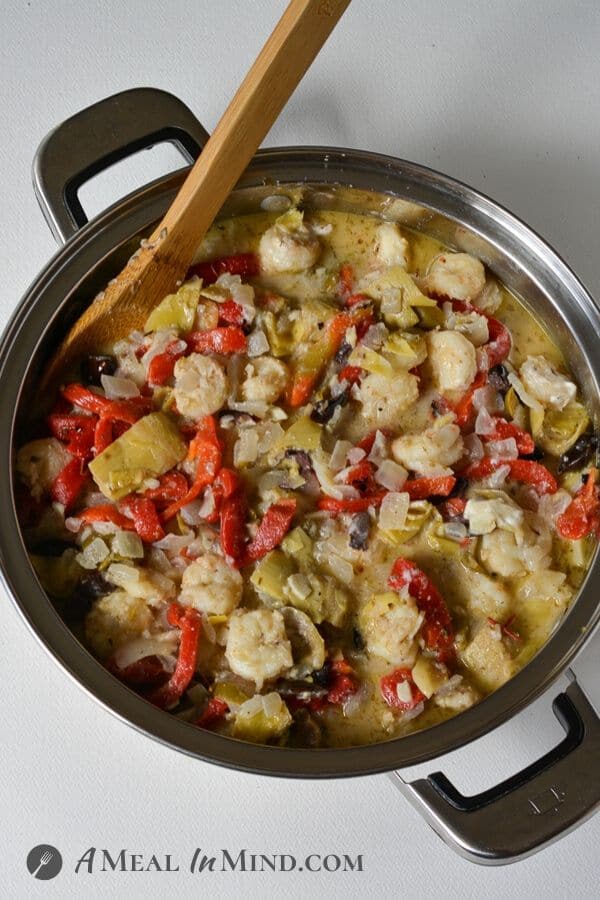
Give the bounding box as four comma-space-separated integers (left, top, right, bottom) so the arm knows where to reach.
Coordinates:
27, 845, 62, 880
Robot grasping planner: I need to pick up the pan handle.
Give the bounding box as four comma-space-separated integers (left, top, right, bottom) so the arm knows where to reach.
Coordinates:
32, 87, 210, 244
390, 675, 600, 865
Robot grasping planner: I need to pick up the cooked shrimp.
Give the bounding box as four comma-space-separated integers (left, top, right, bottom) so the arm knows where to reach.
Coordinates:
357, 371, 419, 429
519, 355, 577, 410
373, 222, 409, 269
423, 252, 486, 301
173, 353, 229, 418
242, 357, 289, 403
391, 421, 463, 475
358, 591, 422, 666
179, 553, 243, 615
427, 330, 477, 394
259, 218, 320, 273
16, 437, 71, 500
84, 590, 154, 661
225, 608, 293, 689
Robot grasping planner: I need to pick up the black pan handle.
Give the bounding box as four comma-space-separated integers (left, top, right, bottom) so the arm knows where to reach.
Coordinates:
390, 675, 600, 865
32, 87, 210, 244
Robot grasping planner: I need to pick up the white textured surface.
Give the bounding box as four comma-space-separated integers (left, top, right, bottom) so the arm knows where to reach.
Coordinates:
1, 1, 599, 897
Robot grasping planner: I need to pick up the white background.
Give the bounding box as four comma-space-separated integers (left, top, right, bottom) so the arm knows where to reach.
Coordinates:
1, 1, 599, 897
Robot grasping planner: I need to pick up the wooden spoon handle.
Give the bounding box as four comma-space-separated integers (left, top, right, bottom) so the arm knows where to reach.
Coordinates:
153, 0, 351, 260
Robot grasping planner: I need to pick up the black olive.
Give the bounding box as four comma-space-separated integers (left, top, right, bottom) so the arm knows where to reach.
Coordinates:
312, 662, 331, 688
63, 571, 113, 625
449, 476, 468, 498
349, 511, 371, 550
311, 389, 349, 424
284, 449, 314, 478
81, 354, 117, 386
558, 433, 599, 475
352, 627, 365, 651
431, 398, 446, 417
31, 539, 74, 557
521, 446, 545, 462
488, 364, 511, 394
335, 339, 352, 367
289, 708, 322, 748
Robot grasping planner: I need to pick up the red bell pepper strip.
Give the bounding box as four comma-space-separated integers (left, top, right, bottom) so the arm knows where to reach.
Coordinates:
556, 468, 600, 540
147, 341, 186, 386
327, 658, 359, 705
388, 558, 455, 661
318, 493, 386, 514
380, 667, 425, 711
288, 307, 374, 408
344, 293, 370, 309
108, 654, 170, 688
196, 697, 229, 729
149, 603, 202, 710
50, 458, 87, 510
338, 263, 354, 297
143, 471, 189, 504
404, 475, 456, 500
465, 457, 557, 494
338, 365, 363, 385
356, 429, 393, 455
187, 326, 247, 355
481, 416, 535, 456
162, 416, 222, 521
438, 496, 467, 521
119, 496, 165, 543
188, 253, 260, 285
218, 299, 245, 326
244, 498, 297, 563
78, 504, 136, 530
48, 412, 96, 460
93, 417, 113, 456
62, 384, 144, 425
344, 459, 376, 490
483, 315, 511, 369
451, 371, 487, 429
220, 488, 248, 567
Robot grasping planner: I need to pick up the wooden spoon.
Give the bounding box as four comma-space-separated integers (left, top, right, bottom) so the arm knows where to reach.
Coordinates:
45, 0, 350, 385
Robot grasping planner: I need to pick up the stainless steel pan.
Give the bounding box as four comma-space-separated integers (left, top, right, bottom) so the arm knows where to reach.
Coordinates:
1, 88, 599, 865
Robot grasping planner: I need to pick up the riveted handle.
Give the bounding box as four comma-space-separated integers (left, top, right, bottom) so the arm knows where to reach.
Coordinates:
390, 677, 600, 865
32, 88, 210, 244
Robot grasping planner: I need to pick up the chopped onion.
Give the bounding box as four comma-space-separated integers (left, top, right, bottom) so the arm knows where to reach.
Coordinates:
228, 400, 269, 418
378, 492, 410, 530
367, 430, 389, 465
216, 273, 255, 323
537, 489, 572, 526
347, 447, 366, 466
325, 552, 354, 585
286, 573, 312, 600
113, 632, 179, 670
234, 429, 259, 466
463, 433, 484, 462
361, 323, 389, 350
473, 384, 503, 414
375, 459, 408, 492
153, 533, 193, 553
75, 537, 109, 569
485, 437, 518, 460
247, 330, 270, 357
112, 530, 144, 559
181, 490, 216, 524
402, 701, 425, 721
330, 440, 353, 472
261, 692, 284, 718
100, 374, 140, 399
486, 464, 511, 487
256, 421, 285, 454
442, 521, 468, 542
508, 372, 543, 412
474, 405, 496, 435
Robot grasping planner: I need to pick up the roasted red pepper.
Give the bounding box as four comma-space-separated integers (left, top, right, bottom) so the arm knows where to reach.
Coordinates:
78, 504, 136, 530
556, 468, 600, 540
149, 603, 202, 710
188, 253, 259, 285
143, 471, 189, 504
119, 496, 165, 543
318, 493, 386, 514
483, 315, 512, 368
48, 412, 96, 460
327, 658, 359, 705
465, 457, 557, 494
388, 558, 454, 662
108, 654, 169, 688
218, 299, 245, 326
482, 416, 535, 456
404, 475, 456, 500
338, 263, 354, 297
93, 416, 114, 456
147, 341, 186, 386
196, 697, 229, 729
451, 371, 487, 429
50, 458, 87, 510
438, 496, 467, 521
62, 383, 146, 425
220, 488, 248, 567
244, 498, 297, 562
162, 416, 222, 521
380, 667, 425, 711
338, 365, 363, 385
188, 326, 247, 355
